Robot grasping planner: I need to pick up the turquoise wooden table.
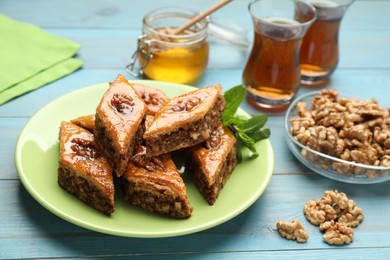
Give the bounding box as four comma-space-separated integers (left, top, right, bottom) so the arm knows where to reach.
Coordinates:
1, 0, 390, 259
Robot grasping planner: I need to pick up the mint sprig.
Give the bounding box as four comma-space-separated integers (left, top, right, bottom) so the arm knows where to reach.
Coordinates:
222, 85, 270, 162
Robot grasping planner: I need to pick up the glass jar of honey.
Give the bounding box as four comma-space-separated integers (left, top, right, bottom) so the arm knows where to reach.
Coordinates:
127, 7, 209, 85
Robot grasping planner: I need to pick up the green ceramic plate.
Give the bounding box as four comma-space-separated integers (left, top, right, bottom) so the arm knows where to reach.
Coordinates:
15, 80, 274, 238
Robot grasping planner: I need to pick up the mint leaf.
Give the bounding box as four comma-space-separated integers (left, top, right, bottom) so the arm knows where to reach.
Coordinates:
222, 85, 246, 121
237, 131, 259, 158
240, 114, 268, 133
235, 134, 243, 162
223, 116, 245, 128
249, 128, 271, 142
222, 85, 270, 162
238, 114, 270, 142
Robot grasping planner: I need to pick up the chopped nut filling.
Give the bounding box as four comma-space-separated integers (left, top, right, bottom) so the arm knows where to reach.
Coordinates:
94, 115, 145, 176
186, 140, 237, 205
123, 181, 192, 219
58, 167, 114, 216
147, 94, 225, 155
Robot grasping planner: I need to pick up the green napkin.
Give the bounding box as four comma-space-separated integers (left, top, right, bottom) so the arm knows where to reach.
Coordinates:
0, 14, 83, 105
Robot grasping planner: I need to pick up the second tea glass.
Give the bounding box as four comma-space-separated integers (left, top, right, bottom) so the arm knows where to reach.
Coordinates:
243, 0, 316, 112
298, 0, 355, 87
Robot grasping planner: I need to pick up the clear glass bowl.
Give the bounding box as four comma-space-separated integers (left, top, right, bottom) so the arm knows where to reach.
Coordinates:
284, 91, 390, 184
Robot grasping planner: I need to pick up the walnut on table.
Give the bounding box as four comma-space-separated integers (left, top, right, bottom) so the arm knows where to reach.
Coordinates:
303, 190, 364, 245
336, 199, 364, 227
276, 220, 309, 243
303, 200, 326, 225
304, 190, 364, 227
304, 190, 352, 226
320, 220, 354, 245
321, 190, 349, 210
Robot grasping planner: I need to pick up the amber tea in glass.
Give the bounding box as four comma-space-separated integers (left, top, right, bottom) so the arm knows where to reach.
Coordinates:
298, 0, 354, 87
243, 0, 316, 112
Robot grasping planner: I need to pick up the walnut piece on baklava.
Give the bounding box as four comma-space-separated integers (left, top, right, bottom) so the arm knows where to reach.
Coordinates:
123, 146, 193, 218
144, 85, 225, 156
186, 123, 237, 205
94, 74, 147, 177
58, 122, 115, 216
132, 84, 169, 115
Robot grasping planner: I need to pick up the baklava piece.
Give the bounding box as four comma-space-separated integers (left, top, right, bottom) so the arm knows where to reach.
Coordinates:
94, 74, 147, 177
58, 122, 115, 216
186, 124, 237, 205
70, 85, 166, 132
71, 114, 95, 132
132, 84, 169, 115
123, 146, 193, 218
144, 85, 225, 156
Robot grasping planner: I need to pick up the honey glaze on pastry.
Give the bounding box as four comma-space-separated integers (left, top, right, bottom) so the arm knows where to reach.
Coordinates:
144, 85, 226, 156
94, 74, 147, 177
71, 114, 95, 133
186, 123, 237, 205
58, 122, 115, 216
122, 146, 193, 218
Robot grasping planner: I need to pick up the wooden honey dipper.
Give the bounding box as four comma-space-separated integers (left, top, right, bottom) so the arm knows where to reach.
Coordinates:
157, 0, 232, 39
170, 0, 232, 35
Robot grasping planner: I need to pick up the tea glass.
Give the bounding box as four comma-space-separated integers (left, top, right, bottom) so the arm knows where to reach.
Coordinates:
298, 0, 355, 87
243, 0, 316, 112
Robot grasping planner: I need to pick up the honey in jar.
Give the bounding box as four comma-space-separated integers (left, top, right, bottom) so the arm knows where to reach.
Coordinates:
129, 7, 209, 85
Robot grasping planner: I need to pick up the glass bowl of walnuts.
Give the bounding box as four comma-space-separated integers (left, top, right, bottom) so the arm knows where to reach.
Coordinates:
285, 89, 390, 184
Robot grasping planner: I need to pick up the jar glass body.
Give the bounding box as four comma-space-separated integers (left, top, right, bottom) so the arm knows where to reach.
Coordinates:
138, 7, 209, 85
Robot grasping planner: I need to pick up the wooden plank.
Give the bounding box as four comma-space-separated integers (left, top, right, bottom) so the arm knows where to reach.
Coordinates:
1, 2, 390, 72
20, 28, 390, 70
2, 0, 389, 32
1, 175, 389, 258
24, 248, 387, 259
0, 118, 28, 180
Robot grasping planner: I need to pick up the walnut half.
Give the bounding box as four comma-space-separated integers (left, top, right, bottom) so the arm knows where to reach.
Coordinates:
276, 220, 309, 243
336, 199, 364, 227
320, 220, 354, 245
303, 200, 326, 225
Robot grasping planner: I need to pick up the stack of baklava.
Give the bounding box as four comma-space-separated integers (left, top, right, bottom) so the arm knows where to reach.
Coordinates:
57, 74, 238, 218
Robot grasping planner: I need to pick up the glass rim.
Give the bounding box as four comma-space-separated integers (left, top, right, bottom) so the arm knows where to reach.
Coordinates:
306, 0, 355, 8
248, 0, 317, 29
142, 6, 208, 43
